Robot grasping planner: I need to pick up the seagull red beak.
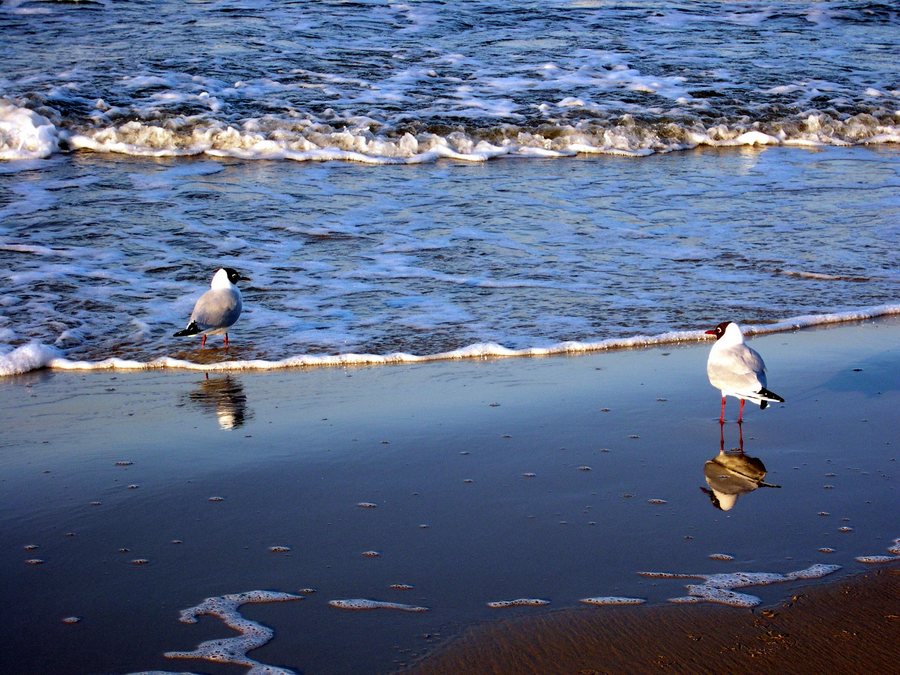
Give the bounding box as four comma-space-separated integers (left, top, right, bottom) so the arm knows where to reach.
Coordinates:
704, 329, 716, 335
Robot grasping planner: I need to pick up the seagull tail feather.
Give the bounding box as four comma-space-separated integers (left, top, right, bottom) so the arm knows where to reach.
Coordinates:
174, 321, 201, 338
757, 387, 785, 405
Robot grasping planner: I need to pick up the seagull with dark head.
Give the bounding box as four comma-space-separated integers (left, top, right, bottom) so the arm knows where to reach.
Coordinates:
705, 321, 784, 424
174, 267, 250, 348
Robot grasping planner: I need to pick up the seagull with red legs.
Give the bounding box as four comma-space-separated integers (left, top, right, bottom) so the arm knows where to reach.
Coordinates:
174, 267, 250, 348
705, 321, 784, 424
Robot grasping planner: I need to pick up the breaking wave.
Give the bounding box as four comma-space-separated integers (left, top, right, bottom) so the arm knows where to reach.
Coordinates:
3, 101, 898, 163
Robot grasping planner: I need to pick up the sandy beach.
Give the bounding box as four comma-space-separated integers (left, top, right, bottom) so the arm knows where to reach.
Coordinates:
411, 566, 900, 674
2, 318, 898, 674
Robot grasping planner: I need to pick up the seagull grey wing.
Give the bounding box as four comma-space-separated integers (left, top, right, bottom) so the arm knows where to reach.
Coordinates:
707, 345, 766, 393
190, 288, 242, 331
740, 345, 768, 388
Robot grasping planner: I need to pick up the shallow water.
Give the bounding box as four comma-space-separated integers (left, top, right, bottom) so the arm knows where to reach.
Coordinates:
1, 146, 898, 373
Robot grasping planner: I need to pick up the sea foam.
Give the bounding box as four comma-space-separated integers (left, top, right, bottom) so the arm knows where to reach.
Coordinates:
164, 590, 302, 672
60, 112, 900, 164
0, 342, 59, 376
639, 564, 842, 607
0, 103, 59, 160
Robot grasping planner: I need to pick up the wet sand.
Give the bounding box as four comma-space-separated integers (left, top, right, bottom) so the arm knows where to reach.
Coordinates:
1, 318, 898, 673
411, 566, 900, 674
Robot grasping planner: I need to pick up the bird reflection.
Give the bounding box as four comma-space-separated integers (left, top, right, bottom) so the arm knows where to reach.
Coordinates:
184, 374, 251, 430
701, 424, 780, 511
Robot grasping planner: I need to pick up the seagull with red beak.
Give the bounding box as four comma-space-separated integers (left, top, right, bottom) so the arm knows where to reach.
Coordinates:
705, 321, 784, 423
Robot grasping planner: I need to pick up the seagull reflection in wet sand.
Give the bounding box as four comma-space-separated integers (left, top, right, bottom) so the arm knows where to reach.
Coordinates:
182, 374, 251, 430
701, 423, 780, 511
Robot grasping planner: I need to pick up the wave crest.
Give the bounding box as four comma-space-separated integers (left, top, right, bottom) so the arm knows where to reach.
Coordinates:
55, 111, 900, 163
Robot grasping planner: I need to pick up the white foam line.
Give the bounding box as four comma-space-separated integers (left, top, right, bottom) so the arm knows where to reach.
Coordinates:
2, 304, 899, 377
639, 564, 842, 608
52, 114, 900, 164
163, 590, 302, 673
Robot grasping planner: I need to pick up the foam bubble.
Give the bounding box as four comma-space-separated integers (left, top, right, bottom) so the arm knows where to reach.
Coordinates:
855, 555, 897, 564
328, 599, 428, 612
165, 590, 302, 671
579, 596, 646, 606
486, 598, 550, 608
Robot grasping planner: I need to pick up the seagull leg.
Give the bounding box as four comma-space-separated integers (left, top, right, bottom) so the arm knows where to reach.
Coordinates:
224, 333, 229, 348
737, 399, 745, 424
719, 396, 726, 424
201, 334, 207, 348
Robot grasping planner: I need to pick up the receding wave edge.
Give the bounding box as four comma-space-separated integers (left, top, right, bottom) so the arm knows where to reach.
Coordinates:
2, 305, 898, 377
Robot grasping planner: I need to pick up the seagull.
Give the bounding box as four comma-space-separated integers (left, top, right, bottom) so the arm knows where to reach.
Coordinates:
705, 321, 784, 423
174, 268, 250, 348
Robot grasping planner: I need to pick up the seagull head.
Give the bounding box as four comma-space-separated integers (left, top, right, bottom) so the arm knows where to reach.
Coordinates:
705, 321, 743, 344
211, 267, 251, 289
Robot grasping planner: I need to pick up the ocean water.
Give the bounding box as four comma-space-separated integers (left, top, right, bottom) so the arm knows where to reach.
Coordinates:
1, 0, 899, 375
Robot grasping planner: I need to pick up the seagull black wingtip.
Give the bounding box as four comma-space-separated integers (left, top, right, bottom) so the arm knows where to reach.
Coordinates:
174, 321, 201, 338
758, 387, 785, 403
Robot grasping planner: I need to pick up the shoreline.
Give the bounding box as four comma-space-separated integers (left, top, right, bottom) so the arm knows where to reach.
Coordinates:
3, 303, 899, 377
409, 565, 900, 674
